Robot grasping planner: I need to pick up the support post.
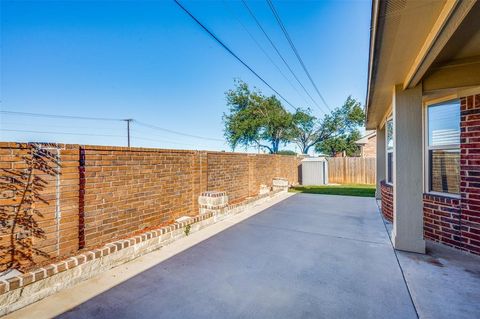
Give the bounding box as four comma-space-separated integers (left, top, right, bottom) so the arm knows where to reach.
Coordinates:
125, 119, 133, 147
392, 84, 425, 253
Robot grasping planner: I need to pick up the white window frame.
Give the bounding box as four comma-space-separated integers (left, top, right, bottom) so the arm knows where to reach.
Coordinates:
424, 99, 460, 198
385, 117, 394, 186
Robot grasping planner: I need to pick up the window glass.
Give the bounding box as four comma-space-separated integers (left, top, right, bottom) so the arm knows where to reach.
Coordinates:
427, 99, 460, 195
387, 152, 393, 184
386, 119, 394, 151
429, 150, 460, 194
428, 101, 460, 147
386, 118, 393, 184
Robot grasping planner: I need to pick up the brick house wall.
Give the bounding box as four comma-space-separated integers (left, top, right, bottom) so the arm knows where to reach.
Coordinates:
0, 143, 301, 270
422, 94, 480, 255
423, 193, 461, 248
380, 180, 393, 222
362, 135, 377, 158
459, 94, 480, 254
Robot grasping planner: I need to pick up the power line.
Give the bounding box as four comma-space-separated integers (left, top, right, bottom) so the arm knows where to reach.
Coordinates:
0, 121, 125, 131
1, 128, 203, 148
0, 110, 125, 122
0, 128, 126, 138
173, 0, 298, 112
241, 0, 325, 114
133, 120, 224, 142
222, 0, 311, 109
1, 110, 223, 143
130, 133, 199, 147
266, 0, 331, 111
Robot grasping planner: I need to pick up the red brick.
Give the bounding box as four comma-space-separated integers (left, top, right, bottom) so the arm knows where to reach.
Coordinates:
422, 94, 480, 255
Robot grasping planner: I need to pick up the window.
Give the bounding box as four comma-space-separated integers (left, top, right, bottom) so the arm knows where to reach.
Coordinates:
427, 100, 460, 195
386, 119, 393, 184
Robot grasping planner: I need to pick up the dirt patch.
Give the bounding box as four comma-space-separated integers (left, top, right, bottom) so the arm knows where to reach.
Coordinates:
464, 268, 480, 278
426, 257, 444, 267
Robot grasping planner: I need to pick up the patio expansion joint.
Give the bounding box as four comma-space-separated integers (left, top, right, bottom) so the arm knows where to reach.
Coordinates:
376, 201, 420, 319
245, 222, 389, 246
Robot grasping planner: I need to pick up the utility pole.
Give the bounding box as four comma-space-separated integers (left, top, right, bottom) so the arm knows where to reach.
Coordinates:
124, 119, 133, 147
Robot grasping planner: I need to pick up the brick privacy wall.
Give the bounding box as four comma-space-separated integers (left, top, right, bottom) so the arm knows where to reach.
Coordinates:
0, 143, 79, 269
1, 143, 301, 267
207, 153, 250, 203
207, 153, 302, 203
84, 148, 300, 247
82, 147, 200, 248
249, 154, 278, 197
380, 180, 393, 222
422, 94, 480, 255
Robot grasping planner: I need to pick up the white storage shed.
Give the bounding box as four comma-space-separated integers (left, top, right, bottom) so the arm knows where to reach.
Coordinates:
301, 157, 328, 185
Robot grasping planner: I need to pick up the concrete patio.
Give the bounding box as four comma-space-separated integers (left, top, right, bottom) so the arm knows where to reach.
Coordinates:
5, 193, 480, 319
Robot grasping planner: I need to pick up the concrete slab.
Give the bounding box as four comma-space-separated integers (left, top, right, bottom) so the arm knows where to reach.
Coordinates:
378, 200, 480, 319
3, 192, 294, 319
53, 194, 416, 319
397, 241, 480, 319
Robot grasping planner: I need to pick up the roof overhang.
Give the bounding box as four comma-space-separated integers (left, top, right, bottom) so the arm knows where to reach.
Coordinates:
365, 0, 480, 129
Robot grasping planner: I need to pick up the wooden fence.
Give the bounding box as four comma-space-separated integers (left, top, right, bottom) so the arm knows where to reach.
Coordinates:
327, 157, 376, 185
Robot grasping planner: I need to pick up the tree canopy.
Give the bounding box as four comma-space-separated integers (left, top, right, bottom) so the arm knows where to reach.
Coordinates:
223, 80, 294, 153
223, 80, 365, 155
315, 129, 362, 157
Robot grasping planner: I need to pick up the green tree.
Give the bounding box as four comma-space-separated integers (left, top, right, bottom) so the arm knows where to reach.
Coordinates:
277, 150, 297, 156
316, 129, 362, 157
292, 96, 365, 154
223, 80, 293, 153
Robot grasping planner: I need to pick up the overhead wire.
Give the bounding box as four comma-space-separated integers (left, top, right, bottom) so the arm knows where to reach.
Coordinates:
173, 0, 299, 112
241, 0, 325, 114
0, 128, 126, 138
129, 132, 199, 147
222, 0, 311, 109
0, 128, 202, 148
1, 110, 223, 143
133, 120, 224, 142
1, 121, 125, 132
266, 0, 331, 111
0, 110, 124, 122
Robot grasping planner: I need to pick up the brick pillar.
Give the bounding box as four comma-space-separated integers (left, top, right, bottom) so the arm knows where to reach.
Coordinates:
78, 146, 86, 249
248, 154, 256, 197
272, 178, 289, 192
192, 151, 208, 214
198, 191, 228, 215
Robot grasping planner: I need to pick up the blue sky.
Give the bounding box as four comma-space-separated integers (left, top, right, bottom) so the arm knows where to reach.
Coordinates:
0, 0, 371, 151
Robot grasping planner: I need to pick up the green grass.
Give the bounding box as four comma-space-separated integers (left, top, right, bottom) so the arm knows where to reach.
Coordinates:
289, 184, 376, 197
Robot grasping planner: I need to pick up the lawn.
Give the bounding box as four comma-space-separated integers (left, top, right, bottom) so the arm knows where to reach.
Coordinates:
289, 184, 376, 197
